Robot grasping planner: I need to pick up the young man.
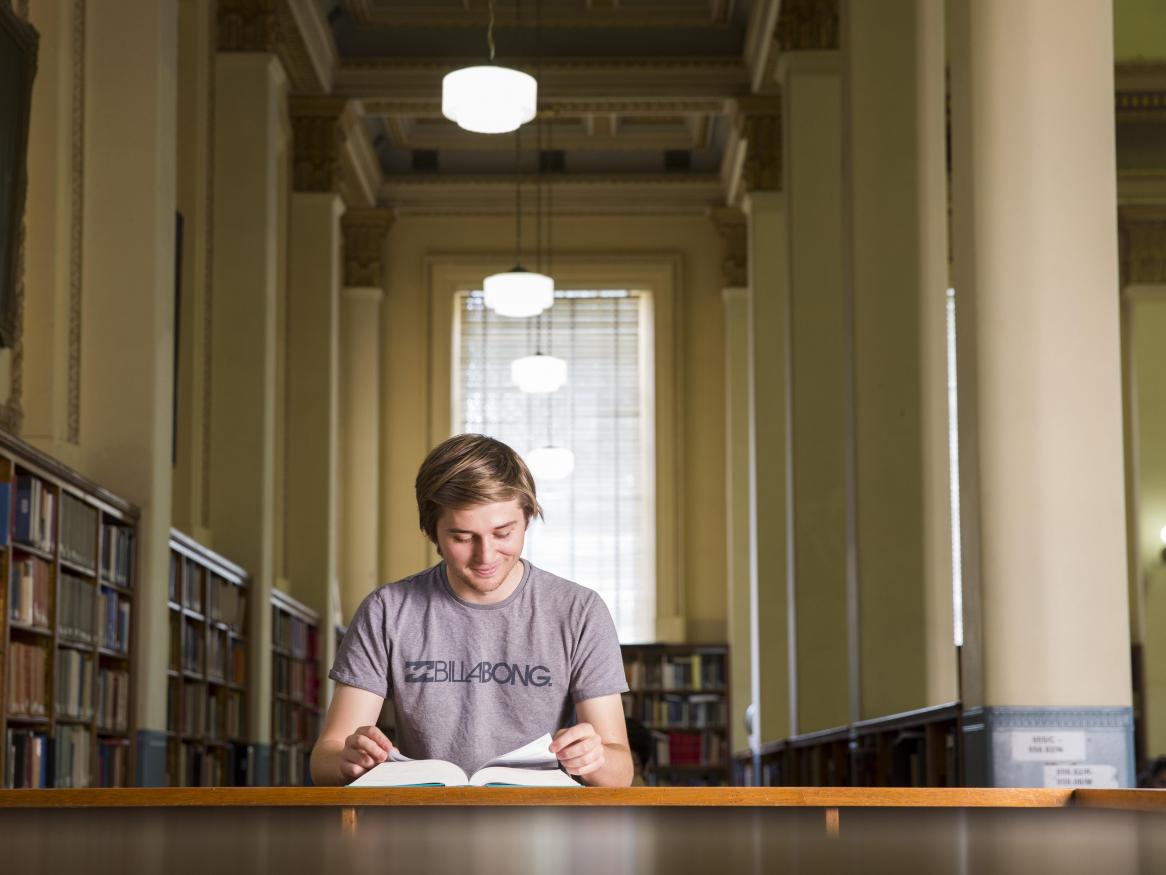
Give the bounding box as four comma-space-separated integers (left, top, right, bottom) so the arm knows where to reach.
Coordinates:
310, 433, 633, 786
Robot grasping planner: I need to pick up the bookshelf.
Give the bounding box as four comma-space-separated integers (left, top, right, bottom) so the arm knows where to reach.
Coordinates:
0, 430, 139, 788
271, 589, 320, 786
165, 530, 252, 787
621, 643, 730, 786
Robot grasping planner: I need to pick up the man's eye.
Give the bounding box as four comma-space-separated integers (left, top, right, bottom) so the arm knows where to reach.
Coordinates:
453, 536, 471, 543
496, 531, 512, 540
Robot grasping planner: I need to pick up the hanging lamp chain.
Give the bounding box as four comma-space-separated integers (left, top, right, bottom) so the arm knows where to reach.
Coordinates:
487, 0, 497, 62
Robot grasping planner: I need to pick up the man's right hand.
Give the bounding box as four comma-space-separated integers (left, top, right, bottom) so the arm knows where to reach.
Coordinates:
340, 725, 394, 781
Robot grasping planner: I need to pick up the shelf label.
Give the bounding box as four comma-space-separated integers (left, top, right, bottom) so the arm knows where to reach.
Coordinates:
1010, 731, 1086, 762
1043, 764, 1118, 788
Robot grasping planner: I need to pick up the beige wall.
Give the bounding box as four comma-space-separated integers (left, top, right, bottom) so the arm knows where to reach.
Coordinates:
1130, 288, 1166, 758
378, 213, 728, 643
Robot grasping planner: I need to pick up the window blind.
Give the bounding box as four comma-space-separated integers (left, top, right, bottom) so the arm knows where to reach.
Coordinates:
456, 289, 656, 643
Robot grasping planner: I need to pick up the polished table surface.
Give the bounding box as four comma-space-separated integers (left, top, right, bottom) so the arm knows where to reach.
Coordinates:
0, 788, 1163, 875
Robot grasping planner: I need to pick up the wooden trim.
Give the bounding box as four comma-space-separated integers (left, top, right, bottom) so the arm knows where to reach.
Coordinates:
1071, 789, 1166, 812
0, 786, 1089, 808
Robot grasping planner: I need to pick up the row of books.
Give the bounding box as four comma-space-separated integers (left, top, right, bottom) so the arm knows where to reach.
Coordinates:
167, 682, 247, 740
181, 560, 205, 612
273, 742, 309, 786
624, 693, 726, 728
206, 631, 246, 684
9, 555, 50, 627
207, 690, 247, 740
100, 523, 134, 587
208, 578, 245, 630
56, 649, 94, 720
273, 652, 319, 704
59, 572, 97, 644
273, 609, 317, 659
97, 738, 130, 787
171, 740, 255, 787
652, 729, 728, 767
8, 642, 47, 716
273, 700, 318, 743
14, 475, 56, 552
60, 493, 98, 570
5, 730, 49, 788
624, 652, 727, 691
180, 619, 204, 674
98, 669, 130, 732
98, 586, 130, 654
53, 724, 91, 788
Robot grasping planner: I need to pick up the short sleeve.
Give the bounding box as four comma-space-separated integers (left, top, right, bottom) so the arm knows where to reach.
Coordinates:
569, 592, 630, 703
329, 589, 391, 698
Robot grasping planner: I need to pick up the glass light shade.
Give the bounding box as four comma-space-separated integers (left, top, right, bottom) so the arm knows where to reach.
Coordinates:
511, 353, 567, 394
441, 65, 537, 134
526, 446, 575, 481
483, 267, 554, 318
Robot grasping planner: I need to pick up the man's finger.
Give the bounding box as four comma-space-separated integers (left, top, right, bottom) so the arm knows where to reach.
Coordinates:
550, 724, 591, 753
360, 725, 394, 753
350, 734, 389, 763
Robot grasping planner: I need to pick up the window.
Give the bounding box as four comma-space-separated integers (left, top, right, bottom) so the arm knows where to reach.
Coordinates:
455, 289, 656, 642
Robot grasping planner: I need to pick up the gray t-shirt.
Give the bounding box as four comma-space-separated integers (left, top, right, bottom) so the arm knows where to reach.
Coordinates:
329, 559, 628, 776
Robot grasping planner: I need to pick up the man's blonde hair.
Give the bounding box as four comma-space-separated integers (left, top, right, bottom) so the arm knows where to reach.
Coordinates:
415, 434, 543, 541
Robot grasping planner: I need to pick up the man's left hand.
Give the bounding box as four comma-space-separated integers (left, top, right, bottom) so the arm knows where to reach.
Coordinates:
550, 723, 606, 777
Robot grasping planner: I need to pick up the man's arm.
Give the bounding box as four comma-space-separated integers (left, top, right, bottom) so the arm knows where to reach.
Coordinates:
550, 693, 633, 787
310, 683, 391, 786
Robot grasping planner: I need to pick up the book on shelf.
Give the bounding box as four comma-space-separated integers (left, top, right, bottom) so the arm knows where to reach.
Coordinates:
59, 573, 97, 645
13, 475, 55, 552
98, 586, 131, 653
208, 578, 245, 630
6, 729, 49, 788
7, 642, 47, 716
97, 738, 130, 787
0, 479, 9, 547
100, 522, 134, 586
55, 649, 94, 720
97, 668, 130, 732
9, 555, 51, 627
60, 493, 97, 570
348, 735, 581, 789
53, 724, 91, 788
183, 560, 203, 612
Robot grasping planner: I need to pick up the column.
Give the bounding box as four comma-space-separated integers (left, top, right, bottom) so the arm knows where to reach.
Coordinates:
951, 0, 1133, 786
339, 209, 391, 623
843, 0, 955, 720
172, 0, 216, 542
209, 42, 289, 773
81, 0, 178, 785
713, 209, 753, 759
736, 97, 793, 747
285, 97, 347, 704
21, 0, 84, 467
778, 16, 850, 735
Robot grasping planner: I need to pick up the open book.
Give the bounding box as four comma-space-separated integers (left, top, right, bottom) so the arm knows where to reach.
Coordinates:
348, 734, 581, 788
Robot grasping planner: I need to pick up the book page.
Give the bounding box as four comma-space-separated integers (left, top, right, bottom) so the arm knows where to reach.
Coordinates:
348, 758, 468, 787
480, 733, 559, 770
469, 765, 581, 788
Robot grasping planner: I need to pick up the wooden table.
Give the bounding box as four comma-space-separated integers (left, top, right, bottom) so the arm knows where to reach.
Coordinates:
0, 788, 1162, 874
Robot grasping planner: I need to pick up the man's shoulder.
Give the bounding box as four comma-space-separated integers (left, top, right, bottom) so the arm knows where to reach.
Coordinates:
364, 564, 444, 606
526, 563, 604, 610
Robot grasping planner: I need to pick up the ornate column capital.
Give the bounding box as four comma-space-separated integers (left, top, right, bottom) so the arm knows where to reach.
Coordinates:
1119, 207, 1166, 287
341, 208, 393, 288
732, 95, 783, 194
290, 96, 349, 193
776, 0, 840, 52
217, 0, 324, 92
709, 207, 748, 289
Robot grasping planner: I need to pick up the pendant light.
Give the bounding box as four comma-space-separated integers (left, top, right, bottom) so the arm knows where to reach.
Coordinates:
442, 0, 536, 135
526, 445, 575, 481
483, 112, 553, 319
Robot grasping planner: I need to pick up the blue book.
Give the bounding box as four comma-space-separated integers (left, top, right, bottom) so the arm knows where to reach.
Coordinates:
13, 476, 31, 544
0, 480, 9, 547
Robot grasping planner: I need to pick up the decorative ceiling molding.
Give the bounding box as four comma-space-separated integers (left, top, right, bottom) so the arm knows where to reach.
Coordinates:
724, 94, 782, 202
382, 114, 711, 152
341, 208, 393, 287
335, 57, 748, 101
1118, 171, 1166, 206
379, 174, 724, 216
290, 96, 348, 192
775, 0, 840, 53
217, 0, 334, 92
361, 96, 728, 117
743, 0, 781, 94
709, 206, 747, 288
342, 0, 733, 29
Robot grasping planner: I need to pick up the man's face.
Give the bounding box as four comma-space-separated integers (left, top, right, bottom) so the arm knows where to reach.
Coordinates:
435, 499, 527, 604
